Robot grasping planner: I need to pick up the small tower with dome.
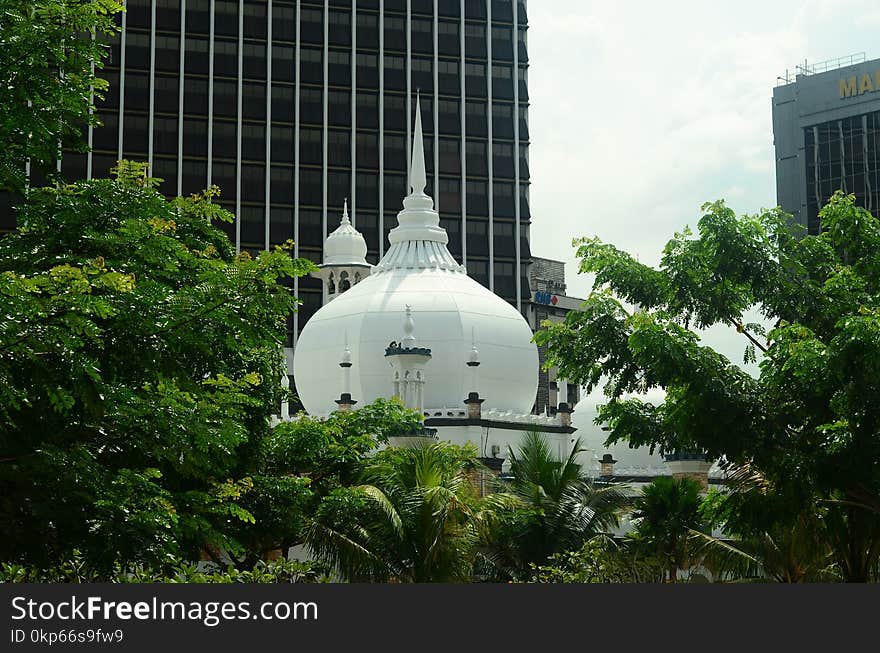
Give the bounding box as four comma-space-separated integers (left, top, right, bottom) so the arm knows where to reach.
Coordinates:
311, 199, 372, 303
384, 306, 432, 412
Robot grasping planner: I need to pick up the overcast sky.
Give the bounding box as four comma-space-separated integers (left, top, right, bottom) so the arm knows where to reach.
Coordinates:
524, 0, 880, 465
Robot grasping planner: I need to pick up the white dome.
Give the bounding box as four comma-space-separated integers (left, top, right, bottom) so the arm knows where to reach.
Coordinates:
294, 266, 539, 415
294, 98, 538, 416
323, 201, 368, 265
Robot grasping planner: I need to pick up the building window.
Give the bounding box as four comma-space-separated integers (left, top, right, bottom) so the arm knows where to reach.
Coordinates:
357, 131, 379, 170
466, 140, 487, 175
356, 91, 379, 129
243, 42, 266, 80
804, 111, 880, 234
328, 89, 351, 127
271, 125, 294, 163
328, 129, 350, 168
300, 127, 322, 166
243, 82, 266, 121
466, 180, 488, 214
439, 138, 460, 174
301, 87, 323, 125
214, 39, 238, 77
211, 120, 237, 160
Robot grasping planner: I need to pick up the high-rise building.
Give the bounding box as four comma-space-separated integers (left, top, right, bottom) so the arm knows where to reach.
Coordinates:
773, 53, 880, 234
13, 0, 532, 347
525, 257, 581, 416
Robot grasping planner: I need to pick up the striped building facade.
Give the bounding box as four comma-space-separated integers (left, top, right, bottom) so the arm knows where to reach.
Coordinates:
40, 0, 532, 347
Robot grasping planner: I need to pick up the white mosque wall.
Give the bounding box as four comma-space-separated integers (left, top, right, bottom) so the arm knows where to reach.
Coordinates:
432, 424, 573, 463
570, 387, 669, 476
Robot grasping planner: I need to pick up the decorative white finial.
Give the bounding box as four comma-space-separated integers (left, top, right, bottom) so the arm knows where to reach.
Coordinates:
468, 327, 479, 365
280, 372, 290, 420
339, 331, 353, 397
409, 93, 427, 196
402, 305, 416, 347
374, 92, 462, 272
341, 198, 350, 226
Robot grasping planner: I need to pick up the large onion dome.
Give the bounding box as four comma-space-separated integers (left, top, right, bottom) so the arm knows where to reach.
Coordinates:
293, 97, 538, 415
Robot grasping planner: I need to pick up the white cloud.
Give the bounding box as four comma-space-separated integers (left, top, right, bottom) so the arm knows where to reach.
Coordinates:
527, 1, 879, 304
521, 1, 880, 462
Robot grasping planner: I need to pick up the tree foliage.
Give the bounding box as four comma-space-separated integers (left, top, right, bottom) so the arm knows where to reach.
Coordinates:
536, 193, 880, 581
306, 441, 513, 582
528, 536, 665, 584
1, 553, 330, 584
0, 162, 316, 568
0, 0, 122, 192
629, 476, 707, 582
488, 432, 628, 578
234, 397, 426, 562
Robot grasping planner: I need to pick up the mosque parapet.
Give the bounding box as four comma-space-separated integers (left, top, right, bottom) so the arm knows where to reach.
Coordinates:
423, 406, 577, 435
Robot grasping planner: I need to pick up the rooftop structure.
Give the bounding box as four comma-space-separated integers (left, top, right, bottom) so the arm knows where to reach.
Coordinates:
773, 53, 880, 234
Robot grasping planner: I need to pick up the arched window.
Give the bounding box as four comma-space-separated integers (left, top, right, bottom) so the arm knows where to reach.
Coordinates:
328, 271, 336, 294
339, 270, 351, 292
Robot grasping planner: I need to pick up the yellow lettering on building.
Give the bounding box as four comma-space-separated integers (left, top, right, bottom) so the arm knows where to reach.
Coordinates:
839, 71, 880, 99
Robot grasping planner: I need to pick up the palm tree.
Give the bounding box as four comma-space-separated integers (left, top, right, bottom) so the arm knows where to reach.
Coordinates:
694, 464, 846, 582
630, 476, 706, 582
305, 441, 509, 582
491, 432, 628, 577
692, 516, 839, 583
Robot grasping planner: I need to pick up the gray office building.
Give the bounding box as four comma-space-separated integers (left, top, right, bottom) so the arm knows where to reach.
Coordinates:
772, 54, 880, 234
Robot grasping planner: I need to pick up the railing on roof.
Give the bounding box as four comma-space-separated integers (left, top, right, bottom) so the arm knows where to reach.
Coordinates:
776, 52, 867, 86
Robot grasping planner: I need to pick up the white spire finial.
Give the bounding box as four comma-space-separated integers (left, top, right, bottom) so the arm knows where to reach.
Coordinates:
341, 331, 352, 366
341, 198, 350, 225
377, 92, 459, 267
280, 371, 290, 420
468, 326, 479, 365
409, 93, 427, 196
402, 305, 416, 347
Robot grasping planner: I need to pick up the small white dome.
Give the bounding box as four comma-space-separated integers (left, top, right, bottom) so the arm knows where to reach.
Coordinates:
323, 201, 368, 266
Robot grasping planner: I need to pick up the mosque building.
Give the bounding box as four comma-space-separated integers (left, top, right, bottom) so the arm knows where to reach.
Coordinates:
281, 96, 718, 494
286, 97, 576, 467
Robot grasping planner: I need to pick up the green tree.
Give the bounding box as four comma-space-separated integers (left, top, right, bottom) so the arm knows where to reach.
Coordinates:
235, 397, 426, 563
2, 554, 330, 584
0, 0, 122, 192
490, 432, 627, 578
528, 537, 665, 584
695, 471, 841, 582
306, 441, 510, 582
535, 192, 880, 581
0, 162, 316, 568
629, 476, 706, 582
